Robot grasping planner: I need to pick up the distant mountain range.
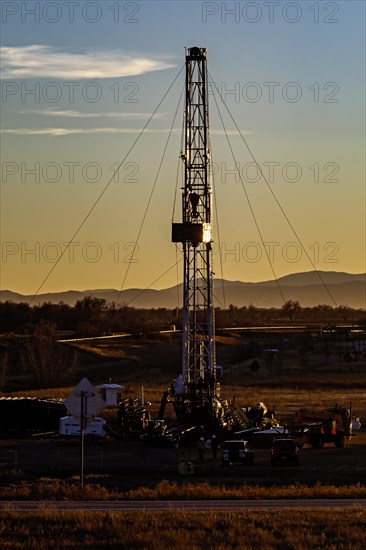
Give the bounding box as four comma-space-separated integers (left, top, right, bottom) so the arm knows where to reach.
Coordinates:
1, 271, 365, 309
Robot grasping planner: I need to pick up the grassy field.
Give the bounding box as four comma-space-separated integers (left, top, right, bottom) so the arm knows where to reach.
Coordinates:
1, 479, 366, 501
1, 331, 365, 548
1, 508, 365, 549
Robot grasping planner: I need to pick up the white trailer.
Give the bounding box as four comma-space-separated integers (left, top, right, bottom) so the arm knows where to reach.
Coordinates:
59, 416, 106, 437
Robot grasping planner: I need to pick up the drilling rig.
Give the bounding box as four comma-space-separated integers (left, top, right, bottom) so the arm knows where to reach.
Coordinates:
125, 49, 286, 443
168, 46, 225, 430
147, 48, 273, 441
123, 48, 259, 442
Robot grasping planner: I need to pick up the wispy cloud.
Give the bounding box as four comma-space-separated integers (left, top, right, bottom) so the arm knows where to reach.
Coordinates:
19, 109, 166, 120
2, 127, 250, 137
1, 127, 180, 136
1, 45, 175, 79
15, 111, 250, 133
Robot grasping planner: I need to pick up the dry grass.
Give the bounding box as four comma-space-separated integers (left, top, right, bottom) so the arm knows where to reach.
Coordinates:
69, 343, 127, 358
1, 480, 365, 501
5, 386, 74, 399
0, 508, 365, 549
123, 480, 366, 501
0, 480, 115, 501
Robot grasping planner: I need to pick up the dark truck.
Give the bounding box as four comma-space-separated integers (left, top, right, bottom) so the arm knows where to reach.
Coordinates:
271, 438, 300, 466
221, 440, 254, 466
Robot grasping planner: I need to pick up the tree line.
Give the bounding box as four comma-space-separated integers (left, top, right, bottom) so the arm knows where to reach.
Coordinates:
0, 297, 364, 336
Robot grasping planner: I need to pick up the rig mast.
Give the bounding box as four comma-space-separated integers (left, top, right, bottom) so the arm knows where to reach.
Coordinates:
172, 47, 220, 427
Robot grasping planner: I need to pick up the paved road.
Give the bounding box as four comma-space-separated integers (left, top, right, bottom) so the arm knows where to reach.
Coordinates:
1, 499, 365, 511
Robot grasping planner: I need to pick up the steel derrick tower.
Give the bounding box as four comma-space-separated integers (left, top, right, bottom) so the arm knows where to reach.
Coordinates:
172, 47, 218, 423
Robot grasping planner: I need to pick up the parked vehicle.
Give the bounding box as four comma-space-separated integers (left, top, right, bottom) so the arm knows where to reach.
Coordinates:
250, 427, 289, 448
59, 416, 106, 437
271, 438, 300, 466
292, 405, 352, 448
221, 440, 254, 466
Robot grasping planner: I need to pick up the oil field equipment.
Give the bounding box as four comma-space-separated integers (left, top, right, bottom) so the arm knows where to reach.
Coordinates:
0, 397, 67, 433
117, 397, 151, 438
292, 404, 352, 448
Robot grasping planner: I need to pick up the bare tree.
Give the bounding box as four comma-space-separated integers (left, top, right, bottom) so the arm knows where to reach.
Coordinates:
282, 300, 301, 322
21, 320, 78, 388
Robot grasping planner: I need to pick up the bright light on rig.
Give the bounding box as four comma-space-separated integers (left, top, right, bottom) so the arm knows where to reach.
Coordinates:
202, 223, 212, 243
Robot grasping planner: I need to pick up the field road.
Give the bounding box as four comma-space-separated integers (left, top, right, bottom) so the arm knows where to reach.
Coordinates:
1, 499, 366, 512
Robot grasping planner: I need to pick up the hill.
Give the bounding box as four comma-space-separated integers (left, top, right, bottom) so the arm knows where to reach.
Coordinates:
1, 271, 365, 309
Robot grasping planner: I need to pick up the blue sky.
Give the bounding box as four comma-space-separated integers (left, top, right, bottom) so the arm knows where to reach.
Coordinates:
1, 0, 365, 299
